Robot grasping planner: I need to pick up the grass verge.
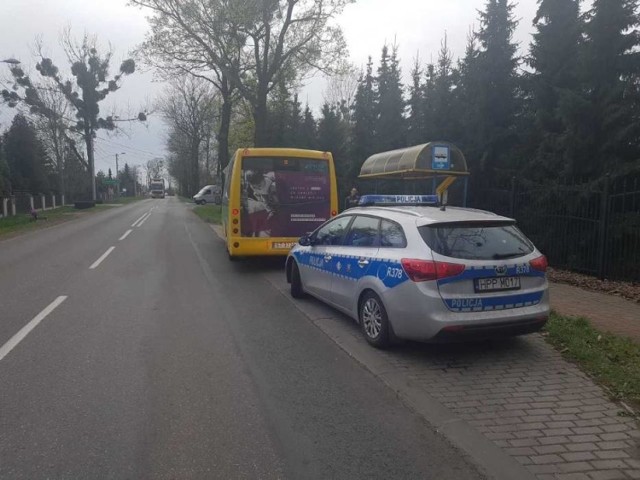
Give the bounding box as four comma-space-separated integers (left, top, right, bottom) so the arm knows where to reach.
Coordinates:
193, 204, 222, 224
0, 206, 82, 237
544, 312, 640, 412
107, 196, 144, 205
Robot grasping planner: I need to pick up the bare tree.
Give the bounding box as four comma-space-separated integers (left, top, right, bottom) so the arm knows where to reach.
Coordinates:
134, 6, 238, 173
33, 86, 73, 199
324, 61, 360, 121
130, 0, 353, 146
2, 31, 144, 200
159, 76, 218, 195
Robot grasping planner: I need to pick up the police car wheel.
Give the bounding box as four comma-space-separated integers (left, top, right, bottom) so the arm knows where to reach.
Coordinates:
290, 262, 306, 299
359, 292, 390, 348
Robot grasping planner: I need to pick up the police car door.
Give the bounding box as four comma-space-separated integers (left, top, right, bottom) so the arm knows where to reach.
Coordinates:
329, 215, 380, 311
303, 215, 354, 301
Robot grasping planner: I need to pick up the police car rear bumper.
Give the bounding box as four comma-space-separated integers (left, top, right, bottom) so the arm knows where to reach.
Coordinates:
383, 285, 550, 341
430, 317, 548, 342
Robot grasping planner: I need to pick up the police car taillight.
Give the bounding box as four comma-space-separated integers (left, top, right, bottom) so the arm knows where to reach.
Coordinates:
530, 255, 548, 272
401, 259, 465, 282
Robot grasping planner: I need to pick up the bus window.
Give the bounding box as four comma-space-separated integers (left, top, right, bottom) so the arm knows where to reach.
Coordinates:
222, 156, 235, 202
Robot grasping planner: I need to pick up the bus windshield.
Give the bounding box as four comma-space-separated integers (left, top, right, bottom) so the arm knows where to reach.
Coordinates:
241, 156, 330, 238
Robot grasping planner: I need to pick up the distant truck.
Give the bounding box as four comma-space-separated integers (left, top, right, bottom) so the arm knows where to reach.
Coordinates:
150, 178, 166, 199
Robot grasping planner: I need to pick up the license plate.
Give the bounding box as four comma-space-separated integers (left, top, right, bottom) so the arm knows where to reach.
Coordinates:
474, 276, 521, 293
272, 242, 295, 250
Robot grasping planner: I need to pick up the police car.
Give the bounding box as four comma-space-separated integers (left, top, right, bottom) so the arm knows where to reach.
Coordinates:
285, 195, 550, 348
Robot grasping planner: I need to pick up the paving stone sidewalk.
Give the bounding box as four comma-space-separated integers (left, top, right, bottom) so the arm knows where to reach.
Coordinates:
550, 282, 640, 342
264, 269, 640, 480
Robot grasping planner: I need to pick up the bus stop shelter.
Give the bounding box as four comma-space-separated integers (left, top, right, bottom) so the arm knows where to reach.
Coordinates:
358, 142, 470, 206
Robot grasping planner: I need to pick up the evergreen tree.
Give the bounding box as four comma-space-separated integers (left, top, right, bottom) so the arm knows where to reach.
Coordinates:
352, 57, 378, 164
317, 103, 351, 198
422, 63, 437, 142
3, 114, 50, 194
456, 29, 482, 158
0, 136, 11, 196
96, 170, 107, 198
375, 45, 405, 151
475, 0, 520, 176
299, 105, 318, 150
118, 163, 136, 196
407, 59, 425, 145
528, 0, 583, 178
266, 81, 291, 147
432, 34, 456, 141
581, 0, 640, 176
285, 94, 303, 147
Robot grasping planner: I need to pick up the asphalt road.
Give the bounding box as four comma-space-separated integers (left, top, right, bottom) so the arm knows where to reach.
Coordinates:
0, 198, 484, 479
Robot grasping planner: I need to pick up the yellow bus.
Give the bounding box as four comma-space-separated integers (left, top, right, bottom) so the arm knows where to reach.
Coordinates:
222, 148, 339, 259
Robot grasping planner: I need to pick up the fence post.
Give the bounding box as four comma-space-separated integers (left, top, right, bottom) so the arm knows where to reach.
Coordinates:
509, 177, 517, 218
597, 174, 610, 280
2, 198, 7, 218
10, 196, 16, 216
52, 194, 56, 209
61, 194, 65, 207
41, 194, 46, 210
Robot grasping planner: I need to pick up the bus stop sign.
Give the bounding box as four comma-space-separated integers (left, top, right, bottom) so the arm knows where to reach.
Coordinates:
431, 145, 450, 170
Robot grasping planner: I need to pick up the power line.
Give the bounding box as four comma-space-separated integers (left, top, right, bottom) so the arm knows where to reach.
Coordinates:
96, 136, 165, 158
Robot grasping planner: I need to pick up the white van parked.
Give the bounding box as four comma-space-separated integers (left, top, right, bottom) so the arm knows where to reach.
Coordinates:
193, 185, 221, 205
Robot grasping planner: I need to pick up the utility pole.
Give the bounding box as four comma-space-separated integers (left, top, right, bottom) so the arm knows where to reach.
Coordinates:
115, 152, 125, 197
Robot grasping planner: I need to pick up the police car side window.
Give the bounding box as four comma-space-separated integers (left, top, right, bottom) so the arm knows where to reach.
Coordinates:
380, 220, 407, 248
314, 216, 353, 246
344, 216, 380, 247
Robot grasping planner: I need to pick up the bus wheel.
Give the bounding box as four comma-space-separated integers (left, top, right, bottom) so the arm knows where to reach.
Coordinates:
290, 262, 306, 299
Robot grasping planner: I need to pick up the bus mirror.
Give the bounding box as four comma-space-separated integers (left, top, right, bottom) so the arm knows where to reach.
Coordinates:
299, 235, 312, 247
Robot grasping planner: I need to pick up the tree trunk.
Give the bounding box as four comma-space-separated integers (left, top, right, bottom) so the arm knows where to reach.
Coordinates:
253, 87, 269, 147
85, 130, 96, 201
217, 91, 232, 178
192, 141, 200, 196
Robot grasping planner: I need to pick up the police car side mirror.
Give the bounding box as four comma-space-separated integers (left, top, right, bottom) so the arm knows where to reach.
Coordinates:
298, 235, 312, 247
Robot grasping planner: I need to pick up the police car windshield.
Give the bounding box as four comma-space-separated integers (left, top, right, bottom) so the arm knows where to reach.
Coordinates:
419, 221, 534, 261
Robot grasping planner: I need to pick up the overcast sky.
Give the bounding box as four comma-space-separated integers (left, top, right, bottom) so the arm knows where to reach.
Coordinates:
0, 0, 592, 175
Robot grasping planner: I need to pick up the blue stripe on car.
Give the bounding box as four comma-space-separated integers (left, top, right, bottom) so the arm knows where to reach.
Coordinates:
293, 250, 409, 288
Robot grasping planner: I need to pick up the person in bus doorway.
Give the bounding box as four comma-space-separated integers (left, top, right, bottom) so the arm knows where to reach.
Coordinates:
344, 187, 360, 210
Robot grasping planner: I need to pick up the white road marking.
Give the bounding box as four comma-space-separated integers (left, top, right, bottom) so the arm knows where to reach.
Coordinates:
0, 296, 68, 362
119, 229, 133, 241
89, 246, 115, 270
137, 213, 151, 227
131, 212, 149, 227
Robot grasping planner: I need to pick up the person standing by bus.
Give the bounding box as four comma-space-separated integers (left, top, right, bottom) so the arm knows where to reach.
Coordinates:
344, 187, 360, 210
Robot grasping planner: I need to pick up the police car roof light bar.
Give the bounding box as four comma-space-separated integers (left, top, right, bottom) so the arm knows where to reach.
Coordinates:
358, 195, 440, 207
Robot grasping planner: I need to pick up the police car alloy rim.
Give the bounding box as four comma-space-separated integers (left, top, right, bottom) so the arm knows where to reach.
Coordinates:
362, 298, 382, 338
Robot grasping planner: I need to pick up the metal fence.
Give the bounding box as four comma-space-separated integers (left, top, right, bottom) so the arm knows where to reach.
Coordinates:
470, 175, 640, 282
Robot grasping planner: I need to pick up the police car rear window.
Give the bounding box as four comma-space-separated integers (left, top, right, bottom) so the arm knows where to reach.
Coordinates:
419, 221, 534, 260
